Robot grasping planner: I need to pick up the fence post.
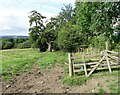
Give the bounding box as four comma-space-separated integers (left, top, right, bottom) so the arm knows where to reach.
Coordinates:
105, 51, 112, 73
68, 53, 73, 77
82, 55, 87, 77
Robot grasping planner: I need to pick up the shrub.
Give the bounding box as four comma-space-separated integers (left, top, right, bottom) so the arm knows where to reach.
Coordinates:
2, 41, 14, 49
16, 40, 32, 49
90, 35, 106, 50
58, 23, 83, 52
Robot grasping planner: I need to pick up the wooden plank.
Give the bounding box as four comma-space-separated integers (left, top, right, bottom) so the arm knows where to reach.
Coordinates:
73, 62, 98, 67
90, 63, 119, 68
87, 55, 105, 77
73, 63, 84, 67
74, 65, 119, 73
108, 54, 119, 60
110, 61, 119, 65
105, 50, 119, 55
109, 53, 119, 56
106, 54, 112, 73
96, 66, 119, 70
68, 53, 73, 77
71, 54, 102, 59
74, 69, 84, 72
86, 62, 98, 65
82, 55, 87, 77
74, 68, 91, 72
83, 54, 102, 58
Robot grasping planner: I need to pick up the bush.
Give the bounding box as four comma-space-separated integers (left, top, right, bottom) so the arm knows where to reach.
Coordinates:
2, 41, 14, 49
16, 40, 32, 49
31, 42, 38, 48
58, 23, 83, 52
90, 35, 106, 50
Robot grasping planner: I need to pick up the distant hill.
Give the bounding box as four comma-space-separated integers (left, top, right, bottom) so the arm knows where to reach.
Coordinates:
0, 35, 29, 39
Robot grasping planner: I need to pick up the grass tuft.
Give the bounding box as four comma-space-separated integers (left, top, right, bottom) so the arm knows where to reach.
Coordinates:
63, 76, 89, 86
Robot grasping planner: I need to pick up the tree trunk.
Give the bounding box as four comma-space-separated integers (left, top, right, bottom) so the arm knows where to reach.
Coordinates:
105, 40, 109, 50
47, 42, 52, 52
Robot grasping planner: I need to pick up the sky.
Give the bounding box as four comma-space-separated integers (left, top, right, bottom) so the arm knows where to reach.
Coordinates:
0, 0, 75, 36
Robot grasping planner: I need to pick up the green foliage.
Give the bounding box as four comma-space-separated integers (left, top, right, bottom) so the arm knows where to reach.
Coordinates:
16, 40, 32, 49
2, 41, 13, 49
75, 2, 95, 45
90, 35, 106, 50
31, 41, 39, 48
2, 38, 14, 49
44, 17, 58, 51
2, 38, 30, 50
58, 4, 74, 24
14, 38, 27, 44
28, 10, 47, 51
58, 22, 83, 52
75, 2, 120, 50
27, 2, 120, 52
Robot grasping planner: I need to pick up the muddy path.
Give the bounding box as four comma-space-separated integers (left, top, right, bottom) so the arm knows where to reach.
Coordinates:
2, 63, 118, 93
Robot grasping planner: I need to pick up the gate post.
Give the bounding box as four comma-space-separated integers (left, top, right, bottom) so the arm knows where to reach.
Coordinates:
68, 53, 73, 77
105, 51, 112, 73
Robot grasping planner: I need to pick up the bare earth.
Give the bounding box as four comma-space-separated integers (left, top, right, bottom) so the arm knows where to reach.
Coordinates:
2, 64, 118, 93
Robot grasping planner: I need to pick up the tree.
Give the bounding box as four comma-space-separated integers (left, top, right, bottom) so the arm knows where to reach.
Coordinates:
75, 2, 120, 50
2, 38, 15, 49
44, 17, 58, 51
58, 22, 83, 52
57, 4, 74, 29
75, 2, 98, 45
28, 10, 47, 51
91, 2, 120, 50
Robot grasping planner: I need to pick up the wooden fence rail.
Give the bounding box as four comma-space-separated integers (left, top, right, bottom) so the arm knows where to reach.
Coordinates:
68, 49, 119, 77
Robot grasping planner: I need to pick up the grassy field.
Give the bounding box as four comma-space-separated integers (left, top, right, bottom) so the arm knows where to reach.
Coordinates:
1, 48, 119, 93
2, 48, 68, 81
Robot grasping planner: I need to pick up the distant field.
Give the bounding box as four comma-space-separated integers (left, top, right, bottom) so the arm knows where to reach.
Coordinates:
2, 48, 68, 81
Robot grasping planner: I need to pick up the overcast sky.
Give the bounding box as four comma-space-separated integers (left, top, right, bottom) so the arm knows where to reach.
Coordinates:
0, 0, 75, 36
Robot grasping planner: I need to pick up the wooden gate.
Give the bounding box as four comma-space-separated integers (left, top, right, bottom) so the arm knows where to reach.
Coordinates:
68, 49, 119, 77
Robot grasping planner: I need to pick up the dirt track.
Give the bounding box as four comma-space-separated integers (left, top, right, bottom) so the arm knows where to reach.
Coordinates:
2, 64, 118, 93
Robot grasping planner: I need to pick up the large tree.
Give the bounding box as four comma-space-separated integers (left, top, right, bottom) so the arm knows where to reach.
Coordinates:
57, 4, 74, 29
75, 2, 99, 45
28, 10, 47, 51
75, 2, 120, 49
90, 2, 120, 50
44, 17, 58, 51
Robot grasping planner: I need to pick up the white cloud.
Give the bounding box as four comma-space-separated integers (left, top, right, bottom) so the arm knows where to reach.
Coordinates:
0, 0, 75, 36
0, 9, 29, 36
51, 0, 75, 4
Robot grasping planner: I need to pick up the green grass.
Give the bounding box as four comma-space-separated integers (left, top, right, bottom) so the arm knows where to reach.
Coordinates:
36, 51, 68, 69
98, 87, 106, 93
2, 48, 41, 81
63, 76, 89, 86
108, 81, 119, 93
2, 49, 68, 81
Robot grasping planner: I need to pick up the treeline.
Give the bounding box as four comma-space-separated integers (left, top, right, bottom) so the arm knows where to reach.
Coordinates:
28, 2, 120, 52
1, 38, 32, 49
